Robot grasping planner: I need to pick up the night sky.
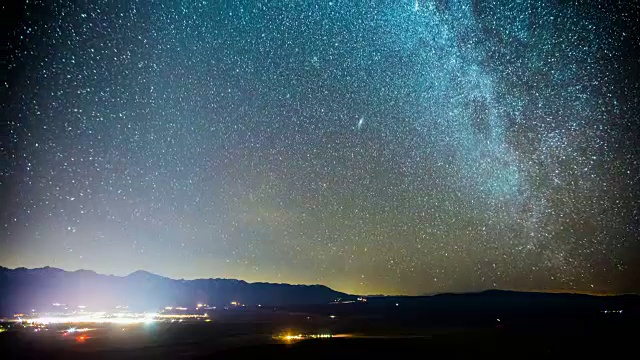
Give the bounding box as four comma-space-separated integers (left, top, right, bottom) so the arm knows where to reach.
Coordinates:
2, 0, 639, 295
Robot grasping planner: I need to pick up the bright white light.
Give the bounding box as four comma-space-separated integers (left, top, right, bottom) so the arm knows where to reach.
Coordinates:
143, 313, 157, 324
31, 314, 157, 325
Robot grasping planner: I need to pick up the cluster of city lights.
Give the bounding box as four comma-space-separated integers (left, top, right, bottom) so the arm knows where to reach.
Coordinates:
156, 313, 208, 319
24, 312, 157, 325
275, 333, 333, 342
11, 301, 263, 328
602, 310, 624, 314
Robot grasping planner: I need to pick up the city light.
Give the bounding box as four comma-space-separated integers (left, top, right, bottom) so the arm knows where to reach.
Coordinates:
275, 333, 334, 343
26, 312, 159, 325
76, 335, 90, 343
283, 334, 303, 341
156, 313, 207, 319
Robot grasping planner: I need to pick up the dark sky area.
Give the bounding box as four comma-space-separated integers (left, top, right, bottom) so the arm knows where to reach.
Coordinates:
1, 0, 639, 295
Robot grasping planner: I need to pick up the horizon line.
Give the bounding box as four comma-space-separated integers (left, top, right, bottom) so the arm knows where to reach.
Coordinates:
1, 264, 635, 297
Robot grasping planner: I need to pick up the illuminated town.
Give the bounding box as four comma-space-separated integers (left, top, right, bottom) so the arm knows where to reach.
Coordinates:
0, 296, 369, 348
8, 301, 246, 326
0, 301, 349, 348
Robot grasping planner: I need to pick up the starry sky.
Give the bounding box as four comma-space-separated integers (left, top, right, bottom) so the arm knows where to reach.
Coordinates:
2, 0, 639, 295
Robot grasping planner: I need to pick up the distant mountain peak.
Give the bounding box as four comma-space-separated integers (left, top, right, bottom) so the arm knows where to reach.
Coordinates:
72, 269, 97, 275
31, 266, 65, 273
127, 269, 165, 279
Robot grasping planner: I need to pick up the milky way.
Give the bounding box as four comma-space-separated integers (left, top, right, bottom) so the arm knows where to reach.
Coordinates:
2, 0, 639, 294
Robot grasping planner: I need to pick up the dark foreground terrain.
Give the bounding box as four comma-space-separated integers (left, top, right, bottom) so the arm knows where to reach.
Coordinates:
1, 296, 638, 359
1, 323, 636, 359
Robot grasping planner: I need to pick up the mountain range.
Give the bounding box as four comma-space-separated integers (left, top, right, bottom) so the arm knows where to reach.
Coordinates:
1, 266, 638, 318
0, 266, 350, 316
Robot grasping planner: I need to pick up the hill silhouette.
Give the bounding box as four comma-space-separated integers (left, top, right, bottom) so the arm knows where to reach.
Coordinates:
0, 266, 348, 315
1, 266, 637, 318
